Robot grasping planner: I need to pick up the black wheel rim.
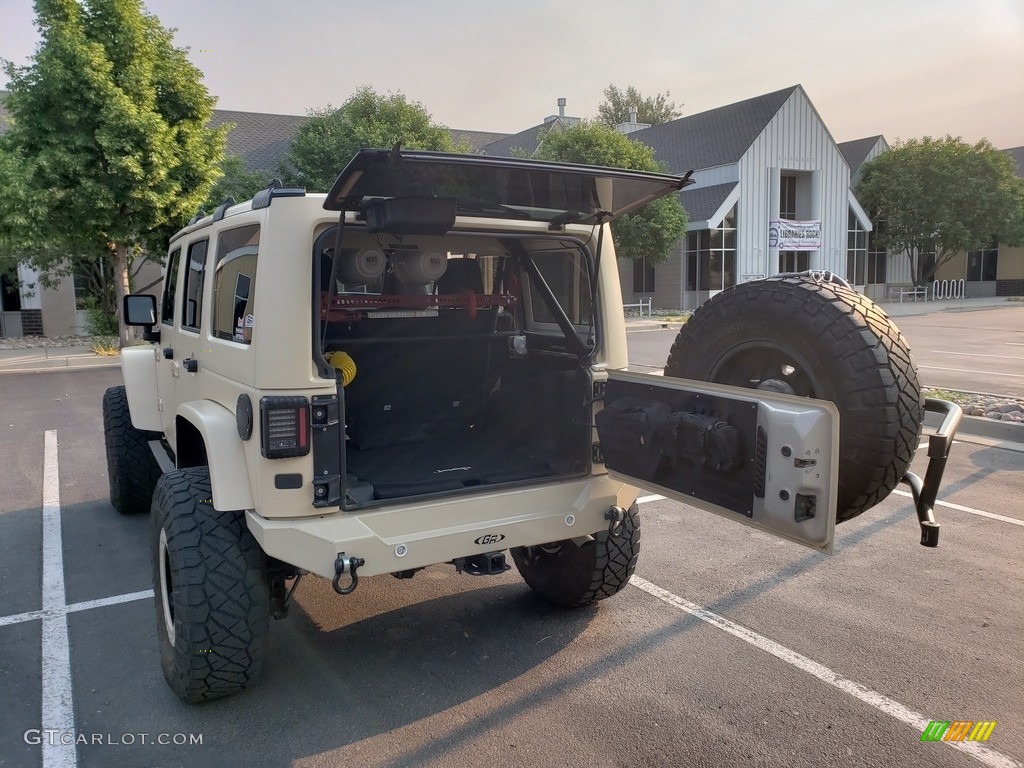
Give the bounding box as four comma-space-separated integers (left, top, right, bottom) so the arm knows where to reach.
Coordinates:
709, 341, 823, 398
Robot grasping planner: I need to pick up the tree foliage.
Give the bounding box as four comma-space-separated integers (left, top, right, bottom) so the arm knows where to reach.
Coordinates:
533, 122, 687, 265
202, 155, 270, 211
282, 87, 461, 192
596, 84, 681, 127
0, 0, 226, 342
856, 136, 1024, 286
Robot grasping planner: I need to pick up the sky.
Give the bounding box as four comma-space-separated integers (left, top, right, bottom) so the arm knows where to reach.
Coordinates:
1, 0, 1022, 148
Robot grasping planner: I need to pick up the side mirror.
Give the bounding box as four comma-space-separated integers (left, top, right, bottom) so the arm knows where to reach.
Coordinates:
123, 294, 160, 342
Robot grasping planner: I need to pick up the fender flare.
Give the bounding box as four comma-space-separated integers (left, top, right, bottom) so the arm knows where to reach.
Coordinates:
177, 401, 254, 511
121, 346, 161, 432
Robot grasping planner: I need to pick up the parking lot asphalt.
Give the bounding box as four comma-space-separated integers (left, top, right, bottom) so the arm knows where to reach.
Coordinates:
0, 365, 1021, 768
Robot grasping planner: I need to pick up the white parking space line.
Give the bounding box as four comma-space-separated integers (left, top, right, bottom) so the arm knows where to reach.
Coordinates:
0, 608, 45, 628
891, 489, 1024, 528
0, 590, 156, 628
41, 430, 76, 768
927, 350, 1024, 361
66, 590, 154, 614
637, 494, 666, 504
920, 365, 1021, 378
631, 576, 1022, 768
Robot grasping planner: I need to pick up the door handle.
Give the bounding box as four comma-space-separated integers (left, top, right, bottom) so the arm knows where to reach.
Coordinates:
163, 347, 174, 359
182, 357, 199, 373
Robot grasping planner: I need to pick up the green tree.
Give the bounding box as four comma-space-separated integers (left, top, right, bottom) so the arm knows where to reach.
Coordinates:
1, 0, 226, 344
533, 122, 687, 265
596, 84, 681, 128
203, 155, 270, 211
282, 87, 461, 192
856, 136, 1024, 286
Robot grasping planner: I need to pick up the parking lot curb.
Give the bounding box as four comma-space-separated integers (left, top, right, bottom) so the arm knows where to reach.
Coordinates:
926, 411, 1024, 443
0, 357, 121, 373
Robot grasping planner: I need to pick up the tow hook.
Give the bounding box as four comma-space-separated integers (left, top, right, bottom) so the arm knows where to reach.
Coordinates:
604, 506, 627, 537
332, 552, 365, 595
900, 398, 963, 548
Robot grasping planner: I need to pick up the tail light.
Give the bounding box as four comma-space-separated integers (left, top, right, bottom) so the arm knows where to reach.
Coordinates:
259, 396, 310, 459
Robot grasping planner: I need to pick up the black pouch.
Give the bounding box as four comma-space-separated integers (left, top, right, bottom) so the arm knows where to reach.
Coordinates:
664, 412, 742, 472
595, 397, 672, 477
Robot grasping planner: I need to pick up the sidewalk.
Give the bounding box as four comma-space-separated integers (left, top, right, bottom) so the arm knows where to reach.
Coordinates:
0, 344, 121, 374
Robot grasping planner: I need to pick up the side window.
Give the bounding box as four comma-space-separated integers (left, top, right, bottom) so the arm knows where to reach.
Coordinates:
529, 249, 593, 326
213, 224, 260, 344
181, 239, 209, 332
161, 248, 181, 325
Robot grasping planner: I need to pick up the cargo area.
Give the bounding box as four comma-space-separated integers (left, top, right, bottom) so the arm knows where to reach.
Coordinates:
316, 227, 596, 505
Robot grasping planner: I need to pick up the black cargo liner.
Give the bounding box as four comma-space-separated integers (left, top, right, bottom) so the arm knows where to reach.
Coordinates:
345, 428, 564, 500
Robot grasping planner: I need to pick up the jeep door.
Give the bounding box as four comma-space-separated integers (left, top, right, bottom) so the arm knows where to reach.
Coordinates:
596, 370, 840, 552
156, 236, 210, 451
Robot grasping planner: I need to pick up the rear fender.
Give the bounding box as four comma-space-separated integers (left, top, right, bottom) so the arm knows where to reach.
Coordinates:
177, 401, 254, 511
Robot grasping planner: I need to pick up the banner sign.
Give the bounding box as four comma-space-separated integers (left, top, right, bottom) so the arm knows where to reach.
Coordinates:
769, 219, 821, 251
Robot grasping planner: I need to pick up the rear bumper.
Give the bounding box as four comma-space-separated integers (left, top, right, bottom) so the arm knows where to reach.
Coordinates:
245, 476, 636, 579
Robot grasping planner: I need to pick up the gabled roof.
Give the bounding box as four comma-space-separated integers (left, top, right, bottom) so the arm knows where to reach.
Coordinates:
208, 108, 509, 172
1004, 146, 1024, 178
480, 117, 578, 157
627, 86, 799, 173
452, 129, 512, 153
208, 109, 308, 174
680, 182, 737, 224
838, 135, 885, 174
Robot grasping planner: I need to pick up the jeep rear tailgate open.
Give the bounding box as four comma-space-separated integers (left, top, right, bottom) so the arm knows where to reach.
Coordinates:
323, 149, 692, 223
596, 370, 840, 552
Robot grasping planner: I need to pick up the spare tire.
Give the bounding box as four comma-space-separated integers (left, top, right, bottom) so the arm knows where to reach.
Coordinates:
665, 276, 923, 522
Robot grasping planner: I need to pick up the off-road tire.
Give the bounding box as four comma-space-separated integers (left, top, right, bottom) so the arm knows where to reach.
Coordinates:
152, 467, 270, 703
102, 385, 162, 515
665, 276, 923, 522
511, 503, 640, 608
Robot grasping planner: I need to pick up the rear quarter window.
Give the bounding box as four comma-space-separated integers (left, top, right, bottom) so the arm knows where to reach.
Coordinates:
212, 224, 260, 344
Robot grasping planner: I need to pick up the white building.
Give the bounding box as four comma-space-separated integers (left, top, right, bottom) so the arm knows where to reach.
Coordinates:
615, 85, 878, 309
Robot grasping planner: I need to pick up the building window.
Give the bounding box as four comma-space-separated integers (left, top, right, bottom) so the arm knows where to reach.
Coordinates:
847, 210, 867, 284
1, 272, 21, 311
780, 176, 797, 220
632, 257, 656, 293
867, 250, 887, 285
72, 274, 90, 310
967, 240, 998, 282
779, 252, 808, 273
685, 204, 737, 291
864, 216, 887, 285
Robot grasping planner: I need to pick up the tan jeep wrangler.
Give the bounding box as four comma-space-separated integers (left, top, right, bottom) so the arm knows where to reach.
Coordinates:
105, 150, 961, 703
